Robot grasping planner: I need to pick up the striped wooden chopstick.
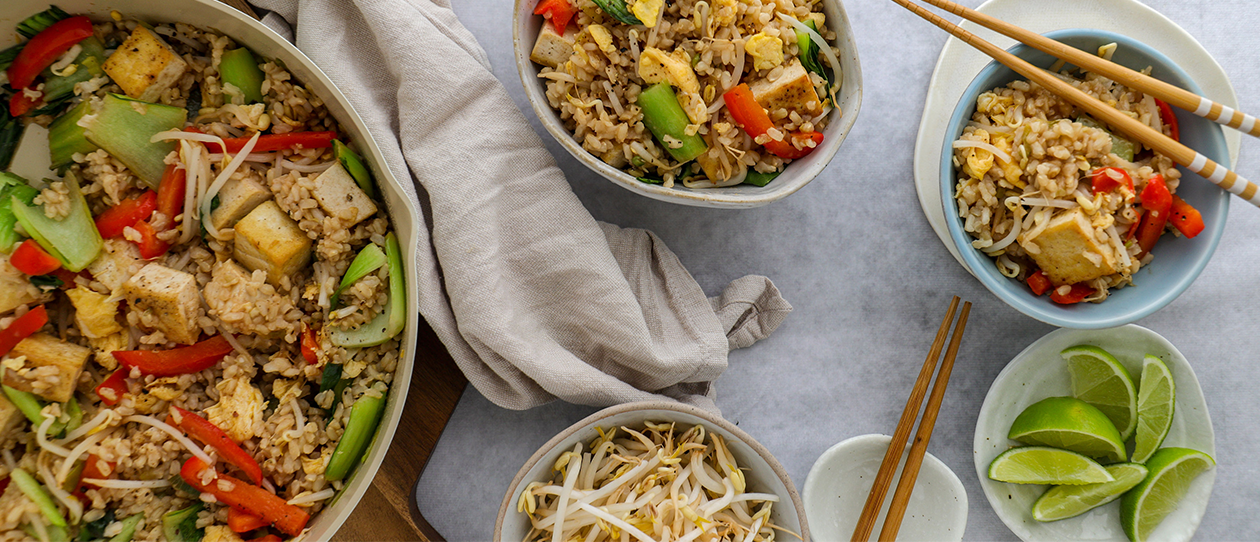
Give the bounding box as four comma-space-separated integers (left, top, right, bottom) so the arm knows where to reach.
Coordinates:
851, 297, 971, 542
915, 0, 1260, 138
890, 0, 1260, 208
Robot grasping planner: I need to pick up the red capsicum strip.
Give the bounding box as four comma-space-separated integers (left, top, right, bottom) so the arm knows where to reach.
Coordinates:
171, 406, 263, 485
1026, 270, 1051, 297
1089, 167, 1133, 194
156, 164, 187, 229
301, 327, 319, 365
7, 16, 95, 90
1168, 195, 1204, 239
228, 507, 271, 533
10, 239, 62, 275
1136, 175, 1173, 257
0, 305, 47, 357
95, 191, 157, 239
722, 84, 823, 160
9, 92, 40, 118
94, 369, 129, 406
76, 455, 116, 491
534, 0, 576, 35
1155, 98, 1179, 142
221, 131, 336, 153
112, 335, 235, 377
180, 457, 310, 537
132, 220, 170, 259
248, 536, 282, 542
1050, 283, 1094, 305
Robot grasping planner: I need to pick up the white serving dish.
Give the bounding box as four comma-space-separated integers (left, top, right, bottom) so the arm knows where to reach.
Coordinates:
1, 2, 421, 539
494, 401, 809, 541
803, 433, 967, 542
974, 325, 1215, 542
512, 0, 863, 208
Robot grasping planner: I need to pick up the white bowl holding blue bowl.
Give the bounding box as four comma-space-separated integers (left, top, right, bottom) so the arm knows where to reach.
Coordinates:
940, 29, 1229, 329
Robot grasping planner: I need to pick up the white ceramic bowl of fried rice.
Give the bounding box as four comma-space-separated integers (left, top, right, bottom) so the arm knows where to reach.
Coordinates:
513, 0, 862, 208
0, 1, 419, 540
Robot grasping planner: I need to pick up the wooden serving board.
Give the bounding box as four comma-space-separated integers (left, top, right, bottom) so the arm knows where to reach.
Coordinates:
210, 2, 468, 539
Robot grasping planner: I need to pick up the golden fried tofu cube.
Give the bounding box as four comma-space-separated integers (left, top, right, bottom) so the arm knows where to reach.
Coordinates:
1024, 208, 1119, 286
0, 393, 24, 443
233, 200, 312, 286
530, 21, 576, 69
210, 177, 272, 230
66, 287, 122, 339
120, 263, 202, 345
749, 60, 825, 116
3, 333, 91, 403
88, 332, 127, 370
311, 163, 377, 226
745, 32, 785, 71
102, 26, 190, 102
0, 254, 40, 314
87, 239, 144, 293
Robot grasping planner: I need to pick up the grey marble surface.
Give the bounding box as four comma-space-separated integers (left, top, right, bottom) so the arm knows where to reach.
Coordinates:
415, 0, 1260, 540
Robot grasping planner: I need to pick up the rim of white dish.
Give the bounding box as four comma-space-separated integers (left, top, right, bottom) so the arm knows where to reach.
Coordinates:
493, 400, 809, 541
511, 0, 863, 208
911, 0, 1241, 269
803, 433, 968, 542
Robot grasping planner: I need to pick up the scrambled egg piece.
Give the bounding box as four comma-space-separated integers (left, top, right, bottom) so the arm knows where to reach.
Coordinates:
202, 526, 245, 542
712, 0, 737, 27
87, 332, 127, 370
638, 47, 707, 123
991, 135, 1024, 188
205, 377, 264, 442
302, 453, 329, 476
272, 378, 304, 404
961, 129, 994, 180
745, 32, 784, 71
587, 24, 616, 55
66, 287, 121, 339
631, 0, 664, 27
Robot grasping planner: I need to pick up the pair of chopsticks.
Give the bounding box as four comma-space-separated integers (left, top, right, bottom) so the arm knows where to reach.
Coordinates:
851, 296, 971, 542
891, 0, 1260, 208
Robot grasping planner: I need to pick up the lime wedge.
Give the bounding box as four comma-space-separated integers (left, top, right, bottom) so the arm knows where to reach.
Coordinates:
988, 446, 1114, 485
1062, 345, 1139, 441
1132, 356, 1175, 464
1033, 462, 1148, 522
1120, 448, 1214, 542
1008, 397, 1126, 462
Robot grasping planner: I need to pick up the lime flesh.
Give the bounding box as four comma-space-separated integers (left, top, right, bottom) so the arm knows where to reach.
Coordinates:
1120, 448, 1214, 542
988, 446, 1114, 485
1033, 462, 1148, 522
1062, 345, 1139, 442
1132, 356, 1176, 464
1008, 397, 1126, 462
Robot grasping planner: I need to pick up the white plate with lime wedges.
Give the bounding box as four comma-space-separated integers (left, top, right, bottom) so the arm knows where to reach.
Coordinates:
975, 325, 1216, 542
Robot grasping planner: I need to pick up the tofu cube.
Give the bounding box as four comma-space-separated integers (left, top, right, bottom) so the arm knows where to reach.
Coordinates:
0, 254, 40, 314
1023, 208, 1119, 286
748, 60, 825, 116
233, 200, 312, 286
103, 26, 190, 103
120, 263, 203, 345
210, 177, 272, 230
531, 21, 576, 69
65, 287, 122, 339
88, 239, 145, 293
311, 163, 377, 226
88, 332, 127, 370
3, 333, 91, 403
0, 393, 24, 443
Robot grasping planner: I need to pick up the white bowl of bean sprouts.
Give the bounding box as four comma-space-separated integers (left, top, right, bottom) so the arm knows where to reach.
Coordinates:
495, 401, 809, 542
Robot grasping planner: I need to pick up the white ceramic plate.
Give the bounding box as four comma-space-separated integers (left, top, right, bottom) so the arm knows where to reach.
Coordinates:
803, 434, 967, 542
974, 325, 1216, 542
911, 0, 1241, 271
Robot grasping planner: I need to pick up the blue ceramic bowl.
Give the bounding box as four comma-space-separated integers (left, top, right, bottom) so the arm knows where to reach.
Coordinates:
941, 29, 1229, 329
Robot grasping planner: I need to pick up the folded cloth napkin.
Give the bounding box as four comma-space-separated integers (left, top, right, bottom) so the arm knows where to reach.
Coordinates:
250, 0, 792, 411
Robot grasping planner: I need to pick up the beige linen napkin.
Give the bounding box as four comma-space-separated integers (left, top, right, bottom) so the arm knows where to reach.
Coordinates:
250, 0, 792, 410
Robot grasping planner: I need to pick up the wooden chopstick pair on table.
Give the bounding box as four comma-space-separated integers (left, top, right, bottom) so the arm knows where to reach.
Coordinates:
850, 296, 971, 542
890, 0, 1260, 207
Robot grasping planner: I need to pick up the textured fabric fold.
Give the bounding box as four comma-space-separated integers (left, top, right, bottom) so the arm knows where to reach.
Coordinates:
249, 0, 790, 410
